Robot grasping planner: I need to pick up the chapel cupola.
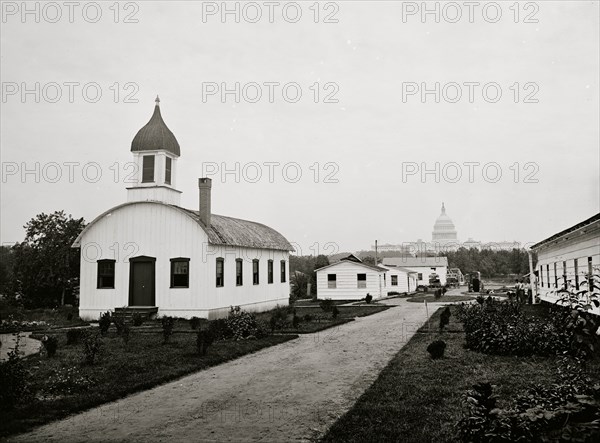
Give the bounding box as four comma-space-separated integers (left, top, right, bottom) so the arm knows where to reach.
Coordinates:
126, 97, 182, 206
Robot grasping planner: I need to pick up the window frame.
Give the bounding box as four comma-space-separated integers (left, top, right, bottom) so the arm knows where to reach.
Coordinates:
97, 259, 116, 289
357, 273, 367, 289
391, 275, 398, 286
216, 257, 224, 288
165, 156, 172, 185
327, 273, 337, 289
236, 258, 243, 286
280, 260, 286, 283
267, 260, 274, 284
253, 259, 260, 285
170, 257, 190, 288
142, 155, 155, 183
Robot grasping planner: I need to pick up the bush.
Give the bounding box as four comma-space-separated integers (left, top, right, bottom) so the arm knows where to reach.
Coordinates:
190, 316, 201, 330
269, 306, 289, 331
388, 291, 401, 296
292, 313, 300, 328
332, 306, 340, 319
208, 318, 232, 341
66, 312, 73, 321
365, 294, 373, 304
476, 295, 485, 305
226, 306, 262, 340
98, 311, 111, 336
196, 329, 214, 355
161, 316, 175, 343
82, 330, 102, 365
434, 289, 442, 299
457, 359, 600, 442
113, 316, 126, 335
132, 313, 144, 326
439, 306, 451, 331
46, 366, 96, 395
0, 333, 30, 409
320, 298, 335, 312
66, 328, 84, 345
455, 300, 572, 357
303, 314, 313, 323
426, 340, 446, 359
41, 335, 59, 357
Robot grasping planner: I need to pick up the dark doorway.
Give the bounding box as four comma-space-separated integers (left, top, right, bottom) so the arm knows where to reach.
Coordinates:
129, 256, 156, 306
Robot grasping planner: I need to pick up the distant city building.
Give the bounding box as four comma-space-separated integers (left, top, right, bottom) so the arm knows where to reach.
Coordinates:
373, 203, 523, 253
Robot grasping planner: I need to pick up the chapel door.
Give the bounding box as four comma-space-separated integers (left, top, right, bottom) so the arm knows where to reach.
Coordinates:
129, 257, 156, 306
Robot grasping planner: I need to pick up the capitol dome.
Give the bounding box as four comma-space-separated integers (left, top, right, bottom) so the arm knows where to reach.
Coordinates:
432, 203, 458, 245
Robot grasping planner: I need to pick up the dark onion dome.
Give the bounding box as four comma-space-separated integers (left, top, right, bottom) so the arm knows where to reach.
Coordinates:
131, 96, 180, 156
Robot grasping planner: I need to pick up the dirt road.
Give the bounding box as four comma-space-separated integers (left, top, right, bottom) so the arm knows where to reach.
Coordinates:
8, 299, 432, 443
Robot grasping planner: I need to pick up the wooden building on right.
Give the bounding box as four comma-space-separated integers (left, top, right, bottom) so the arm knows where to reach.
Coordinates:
530, 213, 600, 314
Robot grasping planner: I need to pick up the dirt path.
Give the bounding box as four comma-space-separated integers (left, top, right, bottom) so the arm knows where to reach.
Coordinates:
8, 299, 432, 443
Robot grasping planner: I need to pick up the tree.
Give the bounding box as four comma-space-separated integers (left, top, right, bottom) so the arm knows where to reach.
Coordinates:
13, 211, 85, 307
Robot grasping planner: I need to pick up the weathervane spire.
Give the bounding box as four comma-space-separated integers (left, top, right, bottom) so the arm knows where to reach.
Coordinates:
155, 95, 160, 106
442, 202, 446, 214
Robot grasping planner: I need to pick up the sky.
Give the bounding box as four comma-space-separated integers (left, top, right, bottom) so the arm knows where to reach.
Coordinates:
1, 1, 599, 255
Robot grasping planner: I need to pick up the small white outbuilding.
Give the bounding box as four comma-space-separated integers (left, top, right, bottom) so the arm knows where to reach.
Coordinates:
315, 254, 417, 300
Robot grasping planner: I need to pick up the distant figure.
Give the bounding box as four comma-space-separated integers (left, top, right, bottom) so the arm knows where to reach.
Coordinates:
439, 306, 451, 331
516, 279, 525, 304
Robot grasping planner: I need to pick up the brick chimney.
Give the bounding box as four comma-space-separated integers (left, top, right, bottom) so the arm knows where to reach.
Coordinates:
198, 178, 212, 228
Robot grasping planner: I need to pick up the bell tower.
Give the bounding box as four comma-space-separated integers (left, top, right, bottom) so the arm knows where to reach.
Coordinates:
127, 96, 182, 206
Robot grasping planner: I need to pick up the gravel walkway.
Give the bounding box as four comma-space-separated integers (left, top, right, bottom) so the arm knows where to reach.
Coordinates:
7, 299, 432, 443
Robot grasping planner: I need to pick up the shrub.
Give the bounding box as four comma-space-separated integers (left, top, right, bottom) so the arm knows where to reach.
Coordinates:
426, 340, 446, 359
365, 294, 373, 304
41, 335, 59, 357
66, 328, 84, 345
190, 316, 201, 330
66, 312, 73, 321
269, 306, 289, 331
475, 295, 485, 305
332, 306, 340, 319
0, 333, 30, 409
457, 360, 600, 442
292, 313, 300, 328
208, 318, 232, 341
439, 306, 451, 331
161, 316, 175, 343
388, 291, 401, 296
303, 314, 313, 323
434, 289, 442, 299
112, 316, 126, 335
46, 366, 96, 395
82, 331, 102, 365
98, 311, 111, 336
196, 329, 214, 355
320, 298, 335, 312
226, 306, 261, 340
132, 313, 144, 326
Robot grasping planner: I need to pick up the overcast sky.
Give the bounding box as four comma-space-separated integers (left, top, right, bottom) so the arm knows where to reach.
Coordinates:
1, 1, 599, 254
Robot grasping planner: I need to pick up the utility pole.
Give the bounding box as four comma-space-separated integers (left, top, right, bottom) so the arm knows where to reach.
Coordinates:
375, 239, 378, 265
528, 250, 536, 304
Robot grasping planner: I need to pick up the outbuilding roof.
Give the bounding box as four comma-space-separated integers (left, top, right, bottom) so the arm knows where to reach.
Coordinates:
383, 257, 448, 267
72, 201, 293, 251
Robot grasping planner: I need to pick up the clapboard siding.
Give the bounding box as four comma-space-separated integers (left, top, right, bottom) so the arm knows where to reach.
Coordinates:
316, 261, 383, 300
78, 202, 290, 320
533, 219, 600, 316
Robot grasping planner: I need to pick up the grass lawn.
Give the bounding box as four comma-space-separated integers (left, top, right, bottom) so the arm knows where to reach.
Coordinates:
407, 294, 476, 303
321, 305, 600, 443
1, 331, 297, 438
253, 305, 390, 334
0, 305, 88, 332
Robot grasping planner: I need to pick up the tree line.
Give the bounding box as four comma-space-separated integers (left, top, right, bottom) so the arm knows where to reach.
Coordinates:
0, 211, 84, 308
